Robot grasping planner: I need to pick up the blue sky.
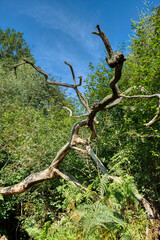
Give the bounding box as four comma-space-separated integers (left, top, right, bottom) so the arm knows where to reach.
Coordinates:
0, 0, 160, 92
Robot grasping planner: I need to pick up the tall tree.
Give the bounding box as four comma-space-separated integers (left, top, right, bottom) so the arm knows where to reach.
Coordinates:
0, 28, 34, 69
0, 28, 66, 108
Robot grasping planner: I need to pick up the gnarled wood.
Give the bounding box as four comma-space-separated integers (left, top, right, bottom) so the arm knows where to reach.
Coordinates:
1, 26, 160, 236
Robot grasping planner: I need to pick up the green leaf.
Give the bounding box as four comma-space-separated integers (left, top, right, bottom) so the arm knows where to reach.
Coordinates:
0, 194, 4, 201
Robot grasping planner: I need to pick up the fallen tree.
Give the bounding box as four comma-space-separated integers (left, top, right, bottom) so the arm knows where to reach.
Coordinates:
0, 25, 160, 238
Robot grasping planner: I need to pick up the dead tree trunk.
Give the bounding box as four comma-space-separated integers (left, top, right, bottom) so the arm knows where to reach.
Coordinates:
0, 25, 160, 238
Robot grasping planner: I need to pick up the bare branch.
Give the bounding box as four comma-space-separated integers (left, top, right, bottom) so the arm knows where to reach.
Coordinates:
87, 148, 156, 224
59, 61, 90, 112
70, 120, 88, 146
0, 117, 93, 196
14, 60, 90, 113
86, 147, 123, 184
104, 86, 147, 110
23, 59, 49, 82
54, 169, 87, 193
92, 25, 126, 97
0, 167, 57, 196
14, 59, 79, 89
13, 61, 26, 77
120, 93, 160, 126
61, 106, 88, 118
85, 145, 157, 225
50, 142, 71, 168
120, 93, 160, 100
145, 113, 160, 127
133, 192, 155, 224
64, 61, 76, 85
92, 25, 114, 58
86, 146, 109, 175
77, 76, 82, 86
0, 167, 87, 196
75, 88, 90, 112
70, 146, 87, 154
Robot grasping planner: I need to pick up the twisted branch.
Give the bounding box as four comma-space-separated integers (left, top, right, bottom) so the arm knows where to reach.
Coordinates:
1, 26, 159, 233
60, 106, 88, 118
120, 93, 160, 126
92, 25, 126, 97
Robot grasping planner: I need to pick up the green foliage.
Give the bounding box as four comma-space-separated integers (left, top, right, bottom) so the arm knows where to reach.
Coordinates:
0, 27, 66, 109
0, 34, 74, 237
0, 4, 160, 240
84, 4, 160, 207
0, 28, 34, 71
84, 59, 114, 105
0, 103, 72, 225
25, 176, 148, 240
121, 5, 160, 92
0, 62, 66, 108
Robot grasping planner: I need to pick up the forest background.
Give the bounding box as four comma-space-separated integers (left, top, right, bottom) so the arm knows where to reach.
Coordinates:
0, 2, 160, 240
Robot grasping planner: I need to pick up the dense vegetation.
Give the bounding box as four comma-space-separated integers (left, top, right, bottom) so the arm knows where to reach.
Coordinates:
0, 5, 160, 240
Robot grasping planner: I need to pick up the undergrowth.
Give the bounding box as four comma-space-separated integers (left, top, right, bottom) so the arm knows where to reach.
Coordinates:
24, 175, 149, 240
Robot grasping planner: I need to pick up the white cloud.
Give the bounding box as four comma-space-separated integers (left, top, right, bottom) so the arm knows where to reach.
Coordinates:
13, 1, 105, 89
19, 2, 102, 58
